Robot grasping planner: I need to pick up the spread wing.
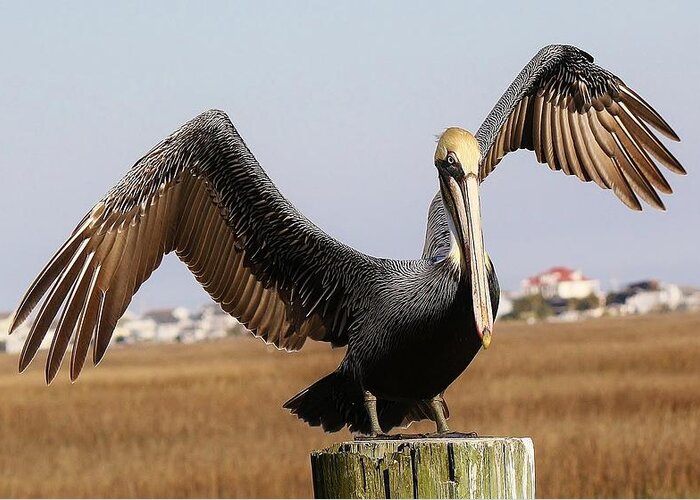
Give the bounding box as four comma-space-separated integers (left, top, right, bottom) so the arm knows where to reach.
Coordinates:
475, 44, 685, 210
10, 110, 376, 383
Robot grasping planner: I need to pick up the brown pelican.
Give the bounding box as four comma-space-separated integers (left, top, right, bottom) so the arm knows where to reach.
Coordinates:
9, 45, 684, 435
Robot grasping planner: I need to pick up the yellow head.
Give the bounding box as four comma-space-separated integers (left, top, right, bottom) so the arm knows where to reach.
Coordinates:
433, 127, 493, 349
434, 127, 481, 176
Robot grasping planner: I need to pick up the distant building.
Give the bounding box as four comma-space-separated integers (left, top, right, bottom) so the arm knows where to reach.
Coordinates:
496, 292, 514, 318
0, 312, 12, 352
194, 304, 243, 340
116, 310, 157, 343
607, 280, 686, 315
679, 286, 700, 311
521, 266, 600, 300
115, 304, 243, 345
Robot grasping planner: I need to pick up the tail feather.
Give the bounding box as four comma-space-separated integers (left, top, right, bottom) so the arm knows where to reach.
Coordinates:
284, 372, 447, 434
284, 372, 358, 433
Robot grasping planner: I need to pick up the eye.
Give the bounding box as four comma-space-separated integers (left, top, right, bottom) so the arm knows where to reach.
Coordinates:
447, 153, 457, 165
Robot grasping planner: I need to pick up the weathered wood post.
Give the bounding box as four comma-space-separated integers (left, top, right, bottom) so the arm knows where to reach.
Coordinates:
311, 437, 534, 499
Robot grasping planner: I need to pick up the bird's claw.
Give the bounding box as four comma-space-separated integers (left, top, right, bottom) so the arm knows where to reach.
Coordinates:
425, 431, 478, 439
356, 431, 478, 440
356, 434, 385, 440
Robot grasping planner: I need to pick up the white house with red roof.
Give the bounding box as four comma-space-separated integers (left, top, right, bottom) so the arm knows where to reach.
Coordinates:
521, 266, 600, 300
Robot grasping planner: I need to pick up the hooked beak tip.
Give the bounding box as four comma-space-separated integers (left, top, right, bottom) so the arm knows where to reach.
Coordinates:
481, 328, 492, 349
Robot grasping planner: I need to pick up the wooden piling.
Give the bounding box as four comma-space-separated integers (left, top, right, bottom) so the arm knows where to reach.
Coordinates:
310, 437, 535, 499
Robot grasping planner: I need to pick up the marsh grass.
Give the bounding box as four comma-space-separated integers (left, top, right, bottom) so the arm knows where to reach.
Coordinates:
0, 312, 698, 497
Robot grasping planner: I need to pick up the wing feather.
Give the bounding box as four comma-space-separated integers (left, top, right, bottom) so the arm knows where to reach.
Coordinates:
512, 96, 529, 149
12, 110, 374, 380
559, 105, 586, 181
18, 239, 91, 372
577, 112, 610, 189
69, 266, 103, 380
612, 113, 672, 194
542, 101, 557, 169
568, 112, 605, 188
552, 106, 572, 175
475, 44, 684, 210
531, 93, 545, 163
10, 217, 94, 332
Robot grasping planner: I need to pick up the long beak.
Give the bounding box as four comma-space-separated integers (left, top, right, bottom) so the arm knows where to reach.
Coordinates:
440, 172, 494, 348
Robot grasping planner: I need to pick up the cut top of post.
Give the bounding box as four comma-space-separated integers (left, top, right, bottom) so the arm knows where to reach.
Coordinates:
310, 437, 535, 499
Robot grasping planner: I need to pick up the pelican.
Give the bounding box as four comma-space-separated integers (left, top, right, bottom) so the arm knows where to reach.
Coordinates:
10, 45, 685, 436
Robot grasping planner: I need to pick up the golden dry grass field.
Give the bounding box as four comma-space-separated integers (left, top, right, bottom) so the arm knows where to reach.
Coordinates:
0, 312, 698, 498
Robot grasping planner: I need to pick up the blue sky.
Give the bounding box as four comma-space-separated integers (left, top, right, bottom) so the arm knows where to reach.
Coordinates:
1, 1, 698, 312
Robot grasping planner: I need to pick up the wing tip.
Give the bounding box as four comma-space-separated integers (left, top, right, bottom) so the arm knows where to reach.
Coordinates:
45, 355, 64, 385
622, 193, 643, 212
7, 312, 21, 335
69, 367, 81, 384
619, 84, 682, 143
667, 129, 681, 143
45, 368, 57, 385
18, 329, 45, 373
93, 345, 109, 367
652, 198, 667, 211
673, 164, 688, 176
658, 125, 681, 143
18, 352, 33, 374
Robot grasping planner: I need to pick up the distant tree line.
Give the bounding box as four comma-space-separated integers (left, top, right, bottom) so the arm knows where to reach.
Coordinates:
502, 292, 600, 321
